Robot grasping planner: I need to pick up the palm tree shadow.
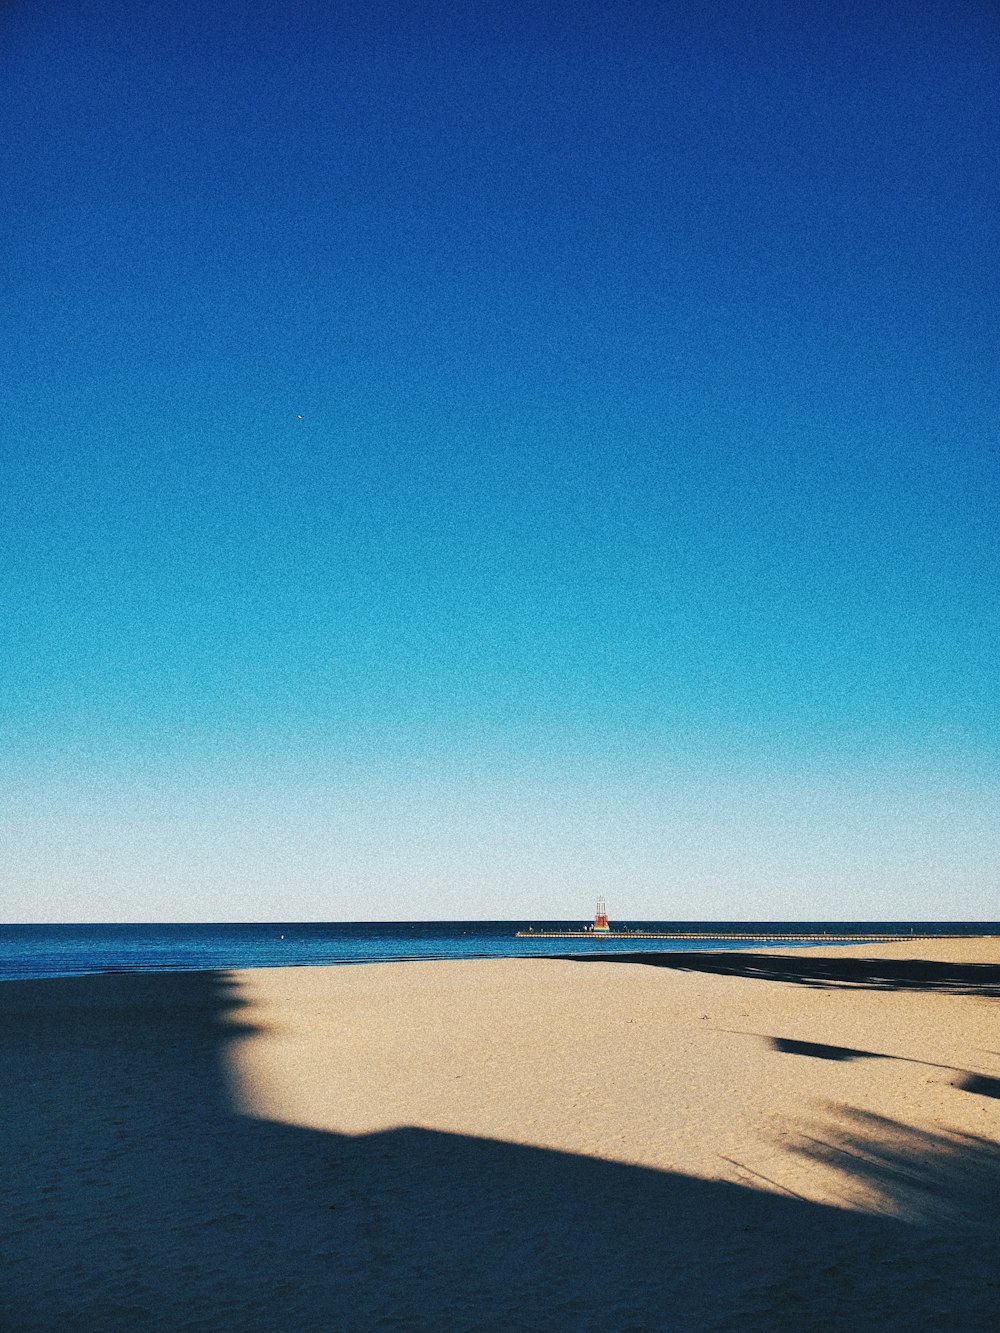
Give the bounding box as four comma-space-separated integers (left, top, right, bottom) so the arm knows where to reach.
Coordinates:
769, 1036, 886, 1062
787, 1106, 1000, 1233
759, 1035, 1000, 1101
563, 950, 1000, 996
1, 971, 998, 1331
954, 1073, 1000, 1100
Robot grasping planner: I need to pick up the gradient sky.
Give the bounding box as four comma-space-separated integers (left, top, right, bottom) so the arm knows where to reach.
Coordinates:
1, 0, 997, 922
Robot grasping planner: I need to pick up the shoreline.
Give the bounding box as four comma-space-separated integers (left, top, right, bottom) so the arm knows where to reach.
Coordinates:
4, 929, 999, 987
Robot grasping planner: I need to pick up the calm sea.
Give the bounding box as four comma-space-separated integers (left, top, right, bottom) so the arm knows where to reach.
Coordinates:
0, 920, 995, 982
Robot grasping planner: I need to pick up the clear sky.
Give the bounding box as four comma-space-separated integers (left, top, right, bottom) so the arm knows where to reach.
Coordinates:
1, 0, 997, 922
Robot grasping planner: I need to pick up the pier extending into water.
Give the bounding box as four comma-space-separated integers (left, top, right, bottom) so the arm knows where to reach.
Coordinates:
515, 930, 963, 942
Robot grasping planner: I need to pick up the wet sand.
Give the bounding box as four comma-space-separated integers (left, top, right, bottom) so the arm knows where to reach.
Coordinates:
3, 937, 999, 1329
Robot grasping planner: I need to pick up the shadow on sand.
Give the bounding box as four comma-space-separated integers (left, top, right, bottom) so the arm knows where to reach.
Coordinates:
761, 1037, 1000, 1103
1, 971, 998, 1330
565, 949, 1000, 996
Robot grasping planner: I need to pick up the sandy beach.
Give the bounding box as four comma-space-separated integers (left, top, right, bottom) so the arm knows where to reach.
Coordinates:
2, 938, 999, 1330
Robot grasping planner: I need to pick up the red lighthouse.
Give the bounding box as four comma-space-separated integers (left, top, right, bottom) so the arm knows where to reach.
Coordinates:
593, 896, 610, 932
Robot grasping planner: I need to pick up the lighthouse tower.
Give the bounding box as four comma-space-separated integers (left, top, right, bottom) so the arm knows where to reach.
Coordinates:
593, 896, 610, 932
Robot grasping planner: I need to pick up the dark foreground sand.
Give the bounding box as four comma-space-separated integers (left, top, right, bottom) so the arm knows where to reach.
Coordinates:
2, 938, 999, 1330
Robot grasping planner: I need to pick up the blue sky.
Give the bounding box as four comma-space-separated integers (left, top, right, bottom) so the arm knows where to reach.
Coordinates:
1, 0, 997, 921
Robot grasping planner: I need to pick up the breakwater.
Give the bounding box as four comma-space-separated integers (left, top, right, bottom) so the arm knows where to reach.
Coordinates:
514, 931, 963, 942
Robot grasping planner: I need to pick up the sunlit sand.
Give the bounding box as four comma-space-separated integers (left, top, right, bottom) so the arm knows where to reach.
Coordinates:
230, 938, 1000, 1218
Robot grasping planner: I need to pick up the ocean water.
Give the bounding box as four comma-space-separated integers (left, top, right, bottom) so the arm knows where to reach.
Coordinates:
0, 920, 994, 982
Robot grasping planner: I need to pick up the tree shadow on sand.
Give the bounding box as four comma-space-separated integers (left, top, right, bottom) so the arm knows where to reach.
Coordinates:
565, 950, 1000, 996
758, 1036, 1000, 1103
1, 971, 998, 1331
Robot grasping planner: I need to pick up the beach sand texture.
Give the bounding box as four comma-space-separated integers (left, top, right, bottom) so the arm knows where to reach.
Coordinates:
2, 938, 999, 1330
